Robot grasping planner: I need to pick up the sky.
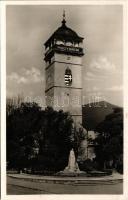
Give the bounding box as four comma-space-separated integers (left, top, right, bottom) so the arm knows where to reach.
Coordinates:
6, 5, 123, 107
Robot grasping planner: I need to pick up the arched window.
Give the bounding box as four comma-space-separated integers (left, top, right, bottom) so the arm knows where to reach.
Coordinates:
56, 40, 64, 45
66, 41, 72, 46
65, 67, 72, 86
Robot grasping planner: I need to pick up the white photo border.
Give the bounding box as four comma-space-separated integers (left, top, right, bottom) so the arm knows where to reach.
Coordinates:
1, 0, 128, 200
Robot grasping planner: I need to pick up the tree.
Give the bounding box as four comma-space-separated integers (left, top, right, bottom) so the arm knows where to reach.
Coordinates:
7, 102, 42, 170
35, 107, 73, 172
71, 123, 87, 160
6, 95, 24, 116
7, 102, 74, 173
94, 107, 123, 172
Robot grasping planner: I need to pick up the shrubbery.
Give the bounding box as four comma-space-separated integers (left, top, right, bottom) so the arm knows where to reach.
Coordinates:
94, 107, 123, 173
7, 102, 73, 173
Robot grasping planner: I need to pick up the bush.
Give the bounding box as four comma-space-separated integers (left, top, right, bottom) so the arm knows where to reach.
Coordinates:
116, 161, 123, 174
102, 169, 113, 175
78, 159, 95, 172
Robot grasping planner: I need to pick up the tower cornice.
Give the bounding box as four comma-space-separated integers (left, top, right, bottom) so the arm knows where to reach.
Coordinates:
44, 44, 84, 61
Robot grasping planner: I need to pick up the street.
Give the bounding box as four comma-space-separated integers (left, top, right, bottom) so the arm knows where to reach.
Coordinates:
7, 176, 123, 194
7, 185, 43, 194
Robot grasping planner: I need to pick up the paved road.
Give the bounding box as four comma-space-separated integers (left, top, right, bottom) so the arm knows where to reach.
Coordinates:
7, 184, 43, 194
7, 176, 123, 194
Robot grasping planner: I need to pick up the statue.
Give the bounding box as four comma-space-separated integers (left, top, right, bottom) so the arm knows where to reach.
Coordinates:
56, 123, 87, 176
64, 148, 80, 173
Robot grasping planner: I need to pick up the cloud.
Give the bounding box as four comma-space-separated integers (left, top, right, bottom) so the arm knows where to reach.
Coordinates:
7, 67, 43, 85
84, 56, 122, 82
7, 72, 28, 84
86, 72, 96, 78
90, 56, 117, 72
106, 85, 123, 91
84, 70, 106, 81
85, 86, 100, 92
23, 67, 43, 83
84, 71, 97, 81
86, 72, 93, 77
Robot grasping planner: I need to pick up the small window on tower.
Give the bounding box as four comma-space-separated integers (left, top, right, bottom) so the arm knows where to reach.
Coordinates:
67, 56, 71, 60
65, 67, 72, 86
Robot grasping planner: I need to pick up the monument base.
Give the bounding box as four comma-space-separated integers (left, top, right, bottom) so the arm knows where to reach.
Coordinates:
56, 149, 87, 177
56, 170, 87, 177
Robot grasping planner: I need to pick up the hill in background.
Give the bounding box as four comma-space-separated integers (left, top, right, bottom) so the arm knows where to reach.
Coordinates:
82, 101, 121, 131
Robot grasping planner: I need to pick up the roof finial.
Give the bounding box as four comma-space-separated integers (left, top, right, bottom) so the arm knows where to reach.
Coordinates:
62, 10, 66, 26
63, 10, 65, 20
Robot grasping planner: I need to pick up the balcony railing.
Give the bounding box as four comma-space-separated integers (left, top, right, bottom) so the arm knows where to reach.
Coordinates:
45, 44, 84, 57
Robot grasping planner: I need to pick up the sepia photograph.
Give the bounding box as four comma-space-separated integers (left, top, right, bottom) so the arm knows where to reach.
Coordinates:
1, 1, 126, 198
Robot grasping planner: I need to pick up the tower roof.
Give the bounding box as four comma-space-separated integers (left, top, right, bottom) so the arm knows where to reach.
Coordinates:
53, 24, 82, 41
44, 12, 84, 47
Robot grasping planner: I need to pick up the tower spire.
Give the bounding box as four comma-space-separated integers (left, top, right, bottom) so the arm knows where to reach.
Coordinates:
62, 10, 66, 26
63, 10, 65, 20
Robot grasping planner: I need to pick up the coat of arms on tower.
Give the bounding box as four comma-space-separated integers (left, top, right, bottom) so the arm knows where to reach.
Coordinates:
65, 67, 72, 86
